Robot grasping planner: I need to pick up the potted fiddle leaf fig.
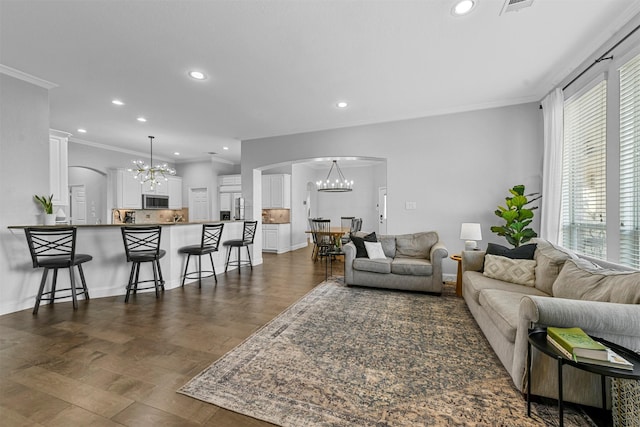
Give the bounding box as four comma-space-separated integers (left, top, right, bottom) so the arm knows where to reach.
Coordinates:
490, 185, 541, 248
34, 194, 55, 225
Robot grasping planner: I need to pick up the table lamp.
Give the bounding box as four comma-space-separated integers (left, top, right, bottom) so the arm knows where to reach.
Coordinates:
460, 223, 482, 251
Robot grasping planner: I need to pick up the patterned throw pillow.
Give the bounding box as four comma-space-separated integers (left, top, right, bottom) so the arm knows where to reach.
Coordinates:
483, 254, 536, 287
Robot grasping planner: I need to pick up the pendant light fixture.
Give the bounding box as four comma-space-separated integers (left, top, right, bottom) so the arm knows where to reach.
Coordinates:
316, 160, 353, 192
128, 136, 176, 189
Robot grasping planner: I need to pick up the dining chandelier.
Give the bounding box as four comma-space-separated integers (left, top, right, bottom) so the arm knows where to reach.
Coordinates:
316, 160, 353, 192
128, 136, 176, 189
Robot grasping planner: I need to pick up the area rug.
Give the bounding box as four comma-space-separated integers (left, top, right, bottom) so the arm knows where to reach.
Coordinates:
179, 281, 595, 426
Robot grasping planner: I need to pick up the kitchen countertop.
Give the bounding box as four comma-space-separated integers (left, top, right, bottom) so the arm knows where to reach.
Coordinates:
7, 220, 242, 229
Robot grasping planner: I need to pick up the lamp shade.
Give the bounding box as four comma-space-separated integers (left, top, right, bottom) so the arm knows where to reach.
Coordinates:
460, 223, 482, 250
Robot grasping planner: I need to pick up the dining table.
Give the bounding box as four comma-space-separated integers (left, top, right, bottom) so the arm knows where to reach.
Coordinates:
305, 226, 350, 261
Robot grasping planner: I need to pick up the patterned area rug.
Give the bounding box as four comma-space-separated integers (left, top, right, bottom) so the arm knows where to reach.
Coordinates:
179, 281, 595, 426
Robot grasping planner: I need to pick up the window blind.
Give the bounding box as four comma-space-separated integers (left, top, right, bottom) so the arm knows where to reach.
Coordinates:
619, 52, 640, 269
561, 80, 607, 258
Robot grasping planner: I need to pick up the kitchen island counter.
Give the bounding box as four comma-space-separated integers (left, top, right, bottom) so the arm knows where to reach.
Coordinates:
3, 221, 257, 315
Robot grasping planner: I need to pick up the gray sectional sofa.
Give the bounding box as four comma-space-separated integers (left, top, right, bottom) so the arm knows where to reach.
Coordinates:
344, 231, 448, 293
462, 238, 640, 407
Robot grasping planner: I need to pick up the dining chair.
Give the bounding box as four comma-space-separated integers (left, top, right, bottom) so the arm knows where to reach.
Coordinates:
121, 226, 165, 303
223, 220, 258, 273
178, 223, 224, 287
24, 227, 92, 315
311, 218, 332, 262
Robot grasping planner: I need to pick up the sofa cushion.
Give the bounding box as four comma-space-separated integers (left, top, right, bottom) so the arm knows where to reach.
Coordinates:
552, 259, 640, 304
479, 289, 529, 343
364, 241, 386, 259
463, 271, 548, 305
391, 258, 432, 276
352, 257, 392, 274
395, 232, 438, 259
378, 235, 397, 258
483, 254, 536, 286
351, 232, 377, 258
533, 239, 578, 295
486, 243, 537, 260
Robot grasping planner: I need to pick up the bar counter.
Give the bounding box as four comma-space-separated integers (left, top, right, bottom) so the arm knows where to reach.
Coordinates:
4, 221, 254, 314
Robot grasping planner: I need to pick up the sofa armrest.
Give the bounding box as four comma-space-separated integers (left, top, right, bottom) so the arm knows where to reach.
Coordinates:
520, 296, 640, 345
511, 296, 640, 391
429, 241, 448, 285
461, 250, 485, 273
344, 242, 356, 284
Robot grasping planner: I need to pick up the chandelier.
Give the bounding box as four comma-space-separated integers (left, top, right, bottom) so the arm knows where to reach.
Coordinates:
128, 136, 176, 189
316, 160, 353, 192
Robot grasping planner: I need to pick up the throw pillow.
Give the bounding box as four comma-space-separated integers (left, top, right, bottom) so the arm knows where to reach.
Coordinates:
532, 238, 578, 295
351, 232, 377, 258
395, 232, 438, 259
486, 243, 537, 259
364, 241, 387, 259
483, 254, 536, 287
552, 259, 640, 304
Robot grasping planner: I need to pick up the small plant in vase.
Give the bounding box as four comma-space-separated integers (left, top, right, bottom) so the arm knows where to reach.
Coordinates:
34, 194, 55, 225
490, 185, 541, 247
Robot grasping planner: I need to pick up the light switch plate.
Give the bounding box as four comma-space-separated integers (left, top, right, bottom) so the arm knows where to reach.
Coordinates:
405, 201, 417, 210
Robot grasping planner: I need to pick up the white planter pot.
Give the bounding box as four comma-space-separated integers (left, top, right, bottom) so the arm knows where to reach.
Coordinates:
43, 213, 56, 226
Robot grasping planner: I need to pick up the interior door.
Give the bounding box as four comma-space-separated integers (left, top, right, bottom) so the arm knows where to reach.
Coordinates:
70, 185, 87, 225
189, 187, 210, 221
378, 186, 387, 234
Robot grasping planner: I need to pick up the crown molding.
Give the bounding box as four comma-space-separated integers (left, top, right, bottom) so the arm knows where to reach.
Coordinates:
0, 64, 58, 89
69, 136, 173, 163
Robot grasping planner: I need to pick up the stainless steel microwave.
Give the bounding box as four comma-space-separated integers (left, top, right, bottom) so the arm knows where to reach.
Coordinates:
142, 194, 169, 209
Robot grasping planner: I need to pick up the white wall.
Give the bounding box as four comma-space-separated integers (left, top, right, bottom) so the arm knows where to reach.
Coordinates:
242, 103, 543, 275
314, 164, 383, 232
0, 74, 51, 315
176, 159, 238, 220
68, 166, 108, 224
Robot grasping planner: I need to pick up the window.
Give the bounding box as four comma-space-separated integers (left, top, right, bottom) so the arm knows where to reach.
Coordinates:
619, 53, 640, 268
561, 80, 607, 259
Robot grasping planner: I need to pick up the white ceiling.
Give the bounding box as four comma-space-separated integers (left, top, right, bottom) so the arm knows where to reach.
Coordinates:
2, 0, 639, 165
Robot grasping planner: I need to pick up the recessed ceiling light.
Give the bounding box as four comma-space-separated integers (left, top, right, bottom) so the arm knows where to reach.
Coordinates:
77, 128, 87, 133
112, 99, 125, 106
188, 71, 206, 80
336, 101, 348, 108
223, 146, 229, 150
452, 0, 476, 16
174, 152, 180, 156
137, 117, 147, 122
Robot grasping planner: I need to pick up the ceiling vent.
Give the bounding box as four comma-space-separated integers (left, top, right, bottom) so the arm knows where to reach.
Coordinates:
500, 0, 534, 15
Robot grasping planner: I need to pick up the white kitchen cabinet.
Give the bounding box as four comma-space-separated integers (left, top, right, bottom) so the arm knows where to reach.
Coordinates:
49, 130, 70, 206
262, 223, 291, 254
115, 169, 142, 209
219, 174, 241, 186
142, 179, 169, 195
168, 176, 182, 209
219, 192, 232, 212
262, 174, 291, 208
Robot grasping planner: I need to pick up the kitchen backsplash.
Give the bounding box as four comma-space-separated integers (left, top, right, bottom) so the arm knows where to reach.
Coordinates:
262, 209, 290, 224
112, 208, 189, 224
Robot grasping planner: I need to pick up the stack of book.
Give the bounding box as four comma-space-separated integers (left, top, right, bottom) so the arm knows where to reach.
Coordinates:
546, 327, 633, 370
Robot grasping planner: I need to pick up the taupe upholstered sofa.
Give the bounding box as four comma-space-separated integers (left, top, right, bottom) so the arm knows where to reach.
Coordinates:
462, 238, 640, 407
344, 231, 448, 293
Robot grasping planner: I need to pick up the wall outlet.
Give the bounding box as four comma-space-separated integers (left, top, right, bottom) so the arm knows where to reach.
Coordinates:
405, 201, 417, 210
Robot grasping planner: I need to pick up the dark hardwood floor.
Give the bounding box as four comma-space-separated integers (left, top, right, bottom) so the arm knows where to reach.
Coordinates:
0, 245, 338, 426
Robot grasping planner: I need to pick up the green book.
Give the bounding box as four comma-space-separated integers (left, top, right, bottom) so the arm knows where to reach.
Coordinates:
547, 327, 608, 361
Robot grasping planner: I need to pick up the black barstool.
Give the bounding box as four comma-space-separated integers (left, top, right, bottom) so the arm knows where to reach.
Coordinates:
121, 226, 165, 303
178, 223, 224, 287
24, 227, 92, 315
223, 221, 258, 273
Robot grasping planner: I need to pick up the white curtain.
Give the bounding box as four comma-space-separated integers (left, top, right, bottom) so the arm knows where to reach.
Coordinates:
540, 88, 564, 243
